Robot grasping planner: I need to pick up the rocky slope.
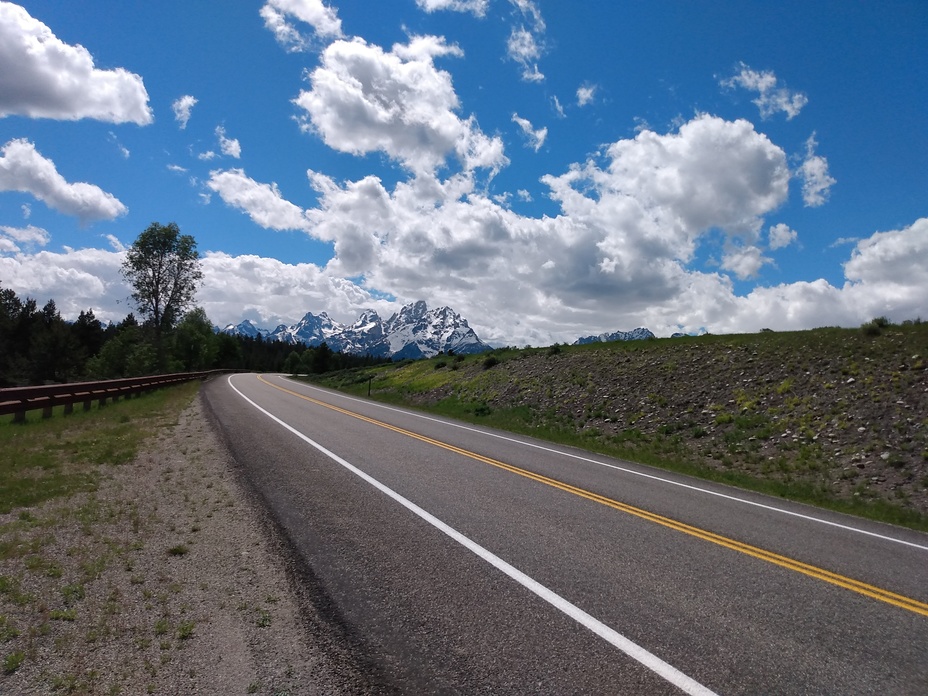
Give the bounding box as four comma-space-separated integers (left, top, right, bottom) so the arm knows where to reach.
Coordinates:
343, 323, 928, 523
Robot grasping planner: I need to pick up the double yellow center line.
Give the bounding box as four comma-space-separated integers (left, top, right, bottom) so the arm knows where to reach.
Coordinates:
258, 375, 928, 618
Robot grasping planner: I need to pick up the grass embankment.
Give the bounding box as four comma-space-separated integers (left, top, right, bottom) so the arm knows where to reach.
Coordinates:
0, 384, 199, 514
304, 323, 928, 531
0, 384, 199, 686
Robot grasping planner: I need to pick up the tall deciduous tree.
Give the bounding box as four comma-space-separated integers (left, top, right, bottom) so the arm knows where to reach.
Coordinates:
121, 222, 202, 368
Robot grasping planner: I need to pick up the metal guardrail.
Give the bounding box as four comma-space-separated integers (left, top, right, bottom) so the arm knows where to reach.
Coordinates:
0, 370, 238, 423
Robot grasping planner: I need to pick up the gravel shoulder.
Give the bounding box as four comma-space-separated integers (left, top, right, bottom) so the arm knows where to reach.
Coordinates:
1, 391, 357, 695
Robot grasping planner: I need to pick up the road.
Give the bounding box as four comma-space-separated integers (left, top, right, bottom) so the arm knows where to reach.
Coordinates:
202, 373, 928, 694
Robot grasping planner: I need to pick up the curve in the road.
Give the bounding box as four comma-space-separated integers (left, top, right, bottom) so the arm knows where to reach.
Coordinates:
256, 375, 928, 619
277, 376, 928, 552
229, 374, 719, 696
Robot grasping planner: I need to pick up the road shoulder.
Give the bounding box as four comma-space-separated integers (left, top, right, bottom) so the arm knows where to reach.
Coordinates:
1, 390, 355, 695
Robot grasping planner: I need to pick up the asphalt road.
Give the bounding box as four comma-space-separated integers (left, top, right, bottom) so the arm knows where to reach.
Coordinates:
202, 373, 928, 695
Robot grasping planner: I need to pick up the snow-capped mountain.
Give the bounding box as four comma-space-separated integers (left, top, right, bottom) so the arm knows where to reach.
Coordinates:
222, 302, 491, 359
383, 301, 488, 359
267, 311, 342, 346
573, 327, 655, 345
220, 319, 268, 339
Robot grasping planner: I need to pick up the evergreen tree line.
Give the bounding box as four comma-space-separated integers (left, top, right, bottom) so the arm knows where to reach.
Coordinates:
0, 283, 388, 388
1, 223, 392, 387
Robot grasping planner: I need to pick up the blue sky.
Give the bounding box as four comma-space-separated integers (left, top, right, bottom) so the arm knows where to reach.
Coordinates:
1, 0, 926, 346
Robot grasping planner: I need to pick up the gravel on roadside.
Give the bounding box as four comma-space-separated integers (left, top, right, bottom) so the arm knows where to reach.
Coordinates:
0, 392, 362, 695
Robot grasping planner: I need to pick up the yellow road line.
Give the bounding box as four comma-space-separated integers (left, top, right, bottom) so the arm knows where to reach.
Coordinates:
256, 374, 928, 618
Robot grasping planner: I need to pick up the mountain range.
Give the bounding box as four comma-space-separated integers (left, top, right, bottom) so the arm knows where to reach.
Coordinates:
573, 327, 655, 344
221, 301, 492, 359
222, 301, 657, 358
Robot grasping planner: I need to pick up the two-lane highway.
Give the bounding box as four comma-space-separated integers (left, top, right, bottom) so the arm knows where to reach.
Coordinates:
203, 373, 928, 694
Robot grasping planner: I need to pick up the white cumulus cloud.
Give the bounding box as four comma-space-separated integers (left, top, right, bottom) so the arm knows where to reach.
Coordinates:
722, 62, 808, 120
507, 27, 544, 82
506, 0, 545, 82
260, 0, 343, 53
0, 138, 127, 223
293, 36, 507, 175
0, 246, 126, 321
248, 115, 792, 343
577, 84, 597, 107
512, 113, 547, 151
721, 244, 771, 280
207, 168, 310, 231
415, 0, 489, 16
0, 1, 151, 124
216, 126, 242, 158
768, 223, 798, 250
199, 251, 397, 328
3, 217, 926, 345
172, 95, 197, 129
0, 224, 49, 252
203, 115, 805, 343
844, 218, 928, 299
799, 133, 836, 207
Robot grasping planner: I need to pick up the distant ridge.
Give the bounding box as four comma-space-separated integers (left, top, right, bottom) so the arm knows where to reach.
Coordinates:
573, 327, 655, 345
222, 301, 491, 359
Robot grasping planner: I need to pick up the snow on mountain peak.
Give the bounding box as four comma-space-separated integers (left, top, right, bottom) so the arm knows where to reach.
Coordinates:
223, 301, 490, 358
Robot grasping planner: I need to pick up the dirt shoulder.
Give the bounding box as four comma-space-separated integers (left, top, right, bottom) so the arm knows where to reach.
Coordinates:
1, 393, 355, 695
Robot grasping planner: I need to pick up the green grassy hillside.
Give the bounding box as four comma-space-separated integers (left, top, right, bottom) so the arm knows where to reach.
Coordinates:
307, 322, 928, 530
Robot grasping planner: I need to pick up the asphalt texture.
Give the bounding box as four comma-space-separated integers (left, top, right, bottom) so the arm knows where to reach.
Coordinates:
202, 373, 928, 695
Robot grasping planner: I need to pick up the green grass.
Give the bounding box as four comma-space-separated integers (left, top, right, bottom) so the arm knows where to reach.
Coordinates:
256, 609, 272, 628
3, 649, 25, 674
176, 620, 195, 640
0, 576, 31, 606
0, 382, 200, 515
49, 608, 77, 621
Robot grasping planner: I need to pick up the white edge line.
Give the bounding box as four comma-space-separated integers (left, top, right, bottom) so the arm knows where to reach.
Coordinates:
277, 375, 928, 552
229, 375, 718, 696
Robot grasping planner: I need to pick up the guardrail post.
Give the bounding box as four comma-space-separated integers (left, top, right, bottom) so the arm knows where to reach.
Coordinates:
13, 410, 25, 424
42, 406, 53, 419
64, 403, 74, 415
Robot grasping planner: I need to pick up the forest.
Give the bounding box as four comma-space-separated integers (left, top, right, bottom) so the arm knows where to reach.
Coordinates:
0, 223, 396, 387
0, 282, 387, 388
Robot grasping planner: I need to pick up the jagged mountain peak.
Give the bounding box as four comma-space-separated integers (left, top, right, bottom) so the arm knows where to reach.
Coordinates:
221, 319, 266, 339
352, 308, 382, 326
388, 299, 430, 323
222, 301, 490, 359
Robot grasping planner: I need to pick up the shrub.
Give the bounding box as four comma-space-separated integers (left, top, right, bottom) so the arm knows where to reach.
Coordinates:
4, 650, 25, 674
482, 355, 499, 369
